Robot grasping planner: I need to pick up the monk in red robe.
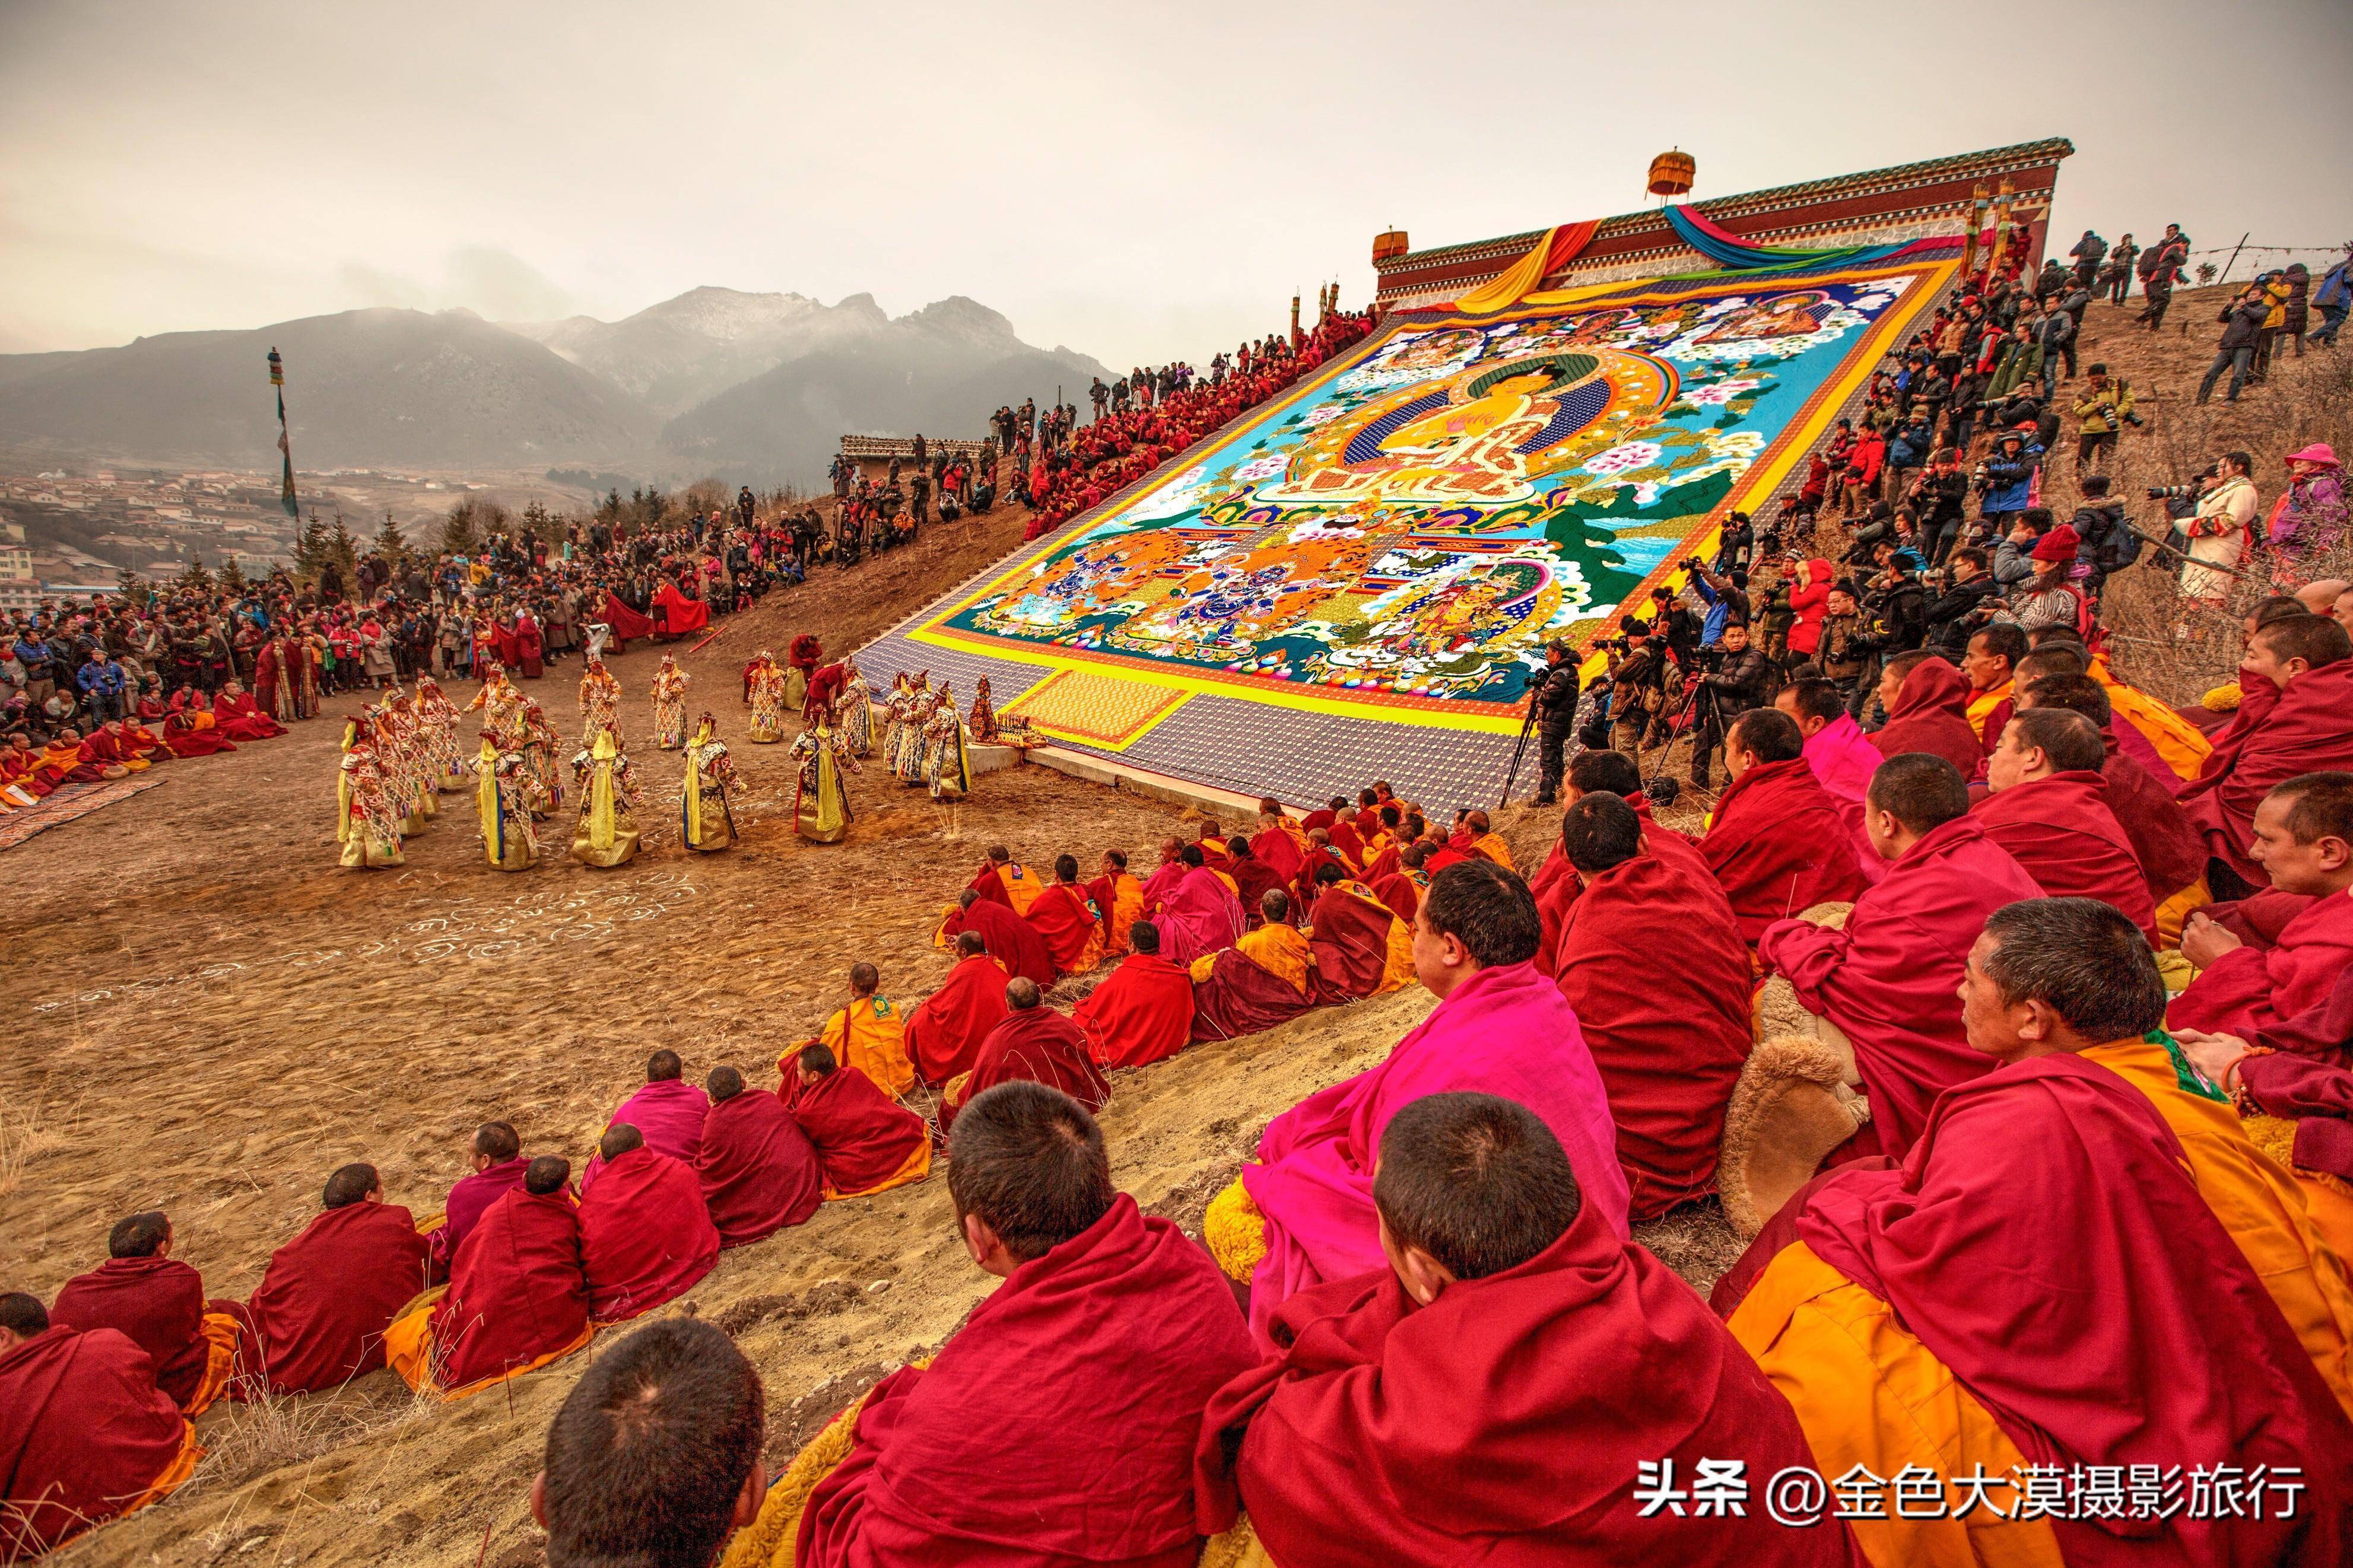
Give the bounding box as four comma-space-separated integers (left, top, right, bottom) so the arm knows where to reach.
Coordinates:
48, 1211, 230, 1415
940, 979, 1110, 1130
576, 1125, 720, 1322
1198, 1094, 1860, 1568
1757, 754, 2042, 1158
785, 1044, 931, 1199
1075, 921, 1197, 1068
964, 845, 1044, 915
2181, 615, 2353, 890
212, 680, 286, 740
580, 1051, 709, 1191
429, 1120, 529, 1278
1023, 854, 1105, 977
221, 1162, 430, 1395
1717, 908, 2353, 1568
941, 890, 1053, 990
1221, 836, 1288, 923
1191, 889, 1320, 1043
796, 1084, 1253, 1568
2175, 772, 2353, 1041
1367, 840, 1429, 923
1699, 709, 1870, 943
1249, 797, 1307, 886
2019, 674, 2208, 921
1975, 707, 2159, 940
904, 934, 1012, 1084
0, 1296, 196, 1563
396, 1156, 592, 1395
1084, 849, 1147, 956
1867, 651, 1982, 775
1556, 794, 1754, 1219
692, 1068, 822, 1246
1305, 864, 1413, 1002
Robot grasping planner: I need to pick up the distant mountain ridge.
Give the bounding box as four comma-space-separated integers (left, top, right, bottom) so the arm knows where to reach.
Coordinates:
0, 287, 1110, 486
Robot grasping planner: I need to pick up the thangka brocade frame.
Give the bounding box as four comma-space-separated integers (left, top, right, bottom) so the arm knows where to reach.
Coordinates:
899, 242, 1960, 748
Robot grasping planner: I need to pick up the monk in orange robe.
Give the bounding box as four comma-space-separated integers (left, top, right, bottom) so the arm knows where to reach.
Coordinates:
576, 1125, 719, 1323
794, 1084, 1253, 1568
1084, 848, 1147, 956
389, 1156, 593, 1397
904, 934, 1012, 1086
692, 1068, 822, 1246
1074, 920, 1196, 1068
1304, 863, 1417, 1002
964, 844, 1044, 915
1190, 888, 1319, 1042
782, 963, 916, 1099
1024, 854, 1105, 977
1717, 898, 2353, 1568
220, 1162, 430, 1396
939, 979, 1110, 1130
785, 1044, 931, 1198
48, 1211, 233, 1416
0, 1295, 198, 1562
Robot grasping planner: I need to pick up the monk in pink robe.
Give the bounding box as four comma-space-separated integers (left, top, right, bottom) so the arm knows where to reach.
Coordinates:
1757, 753, 2043, 1159
580, 1052, 709, 1191
1149, 851, 1245, 968
1241, 861, 1627, 1344
1778, 678, 1888, 886
428, 1121, 528, 1278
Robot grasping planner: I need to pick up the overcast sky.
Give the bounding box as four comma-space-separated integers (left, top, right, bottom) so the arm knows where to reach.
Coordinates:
4, 0, 2348, 368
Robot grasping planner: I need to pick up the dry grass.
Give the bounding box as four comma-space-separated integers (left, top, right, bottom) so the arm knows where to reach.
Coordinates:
0, 1093, 73, 1198
182, 1382, 438, 1503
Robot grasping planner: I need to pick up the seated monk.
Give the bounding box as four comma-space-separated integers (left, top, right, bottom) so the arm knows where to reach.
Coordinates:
904, 933, 1012, 1086
1198, 1095, 1860, 1568
156, 701, 235, 758
1150, 844, 1245, 968
212, 679, 287, 740
430, 1119, 529, 1278
964, 844, 1044, 915
938, 978, 1110, 1131
1074, 921, 1196, 1069
1358, 804, 1406, 883
1449, 808, 1515, 871
940, 888, 1053, 990
221, 1162, 430, 1395
1190, 889, 1319, 1043
785, 1044, 931, 1199
1193, 819, 1234, 863
1137, 836, 1187, 909
1222, 836, 1288, 924
2181, 614, 2353, 895
1557, 794, 1754, 1220
577, 1125, 720, 1323
4, 736, 61, 799
782, 964, 916, 1101
1700, 708, 1870, 943
2019, 673, 2209, 939
1303, 861, 1416, 1001
1866, 651, 1982, 776
107, 717, 174, 768
1221, 862, 1630, 1343
1249, 797, 1307, 886
0, 1293, 198, 1562
53, 727, 123, 781
787, 1083, 1253, 1567
1977, 899, 2353, 1413
531, 1318, 769, 1568
582, 1050, 709, 1190
389, 1156, 593, 1398
1366, 839, 1429, 923
1300, 795, 1345, 834
1084, 848, 1146, 956
49, 1210, 235, 1416
1714, 905, 2353, 1568
2175, 772, 2353, 1041
1023, 854, 1105, 977
1525, 750, 1700, 970
75, 720, 146, 774
1960, 622, 2028, 754
1757, 753, 2041, 1159
692, 1068, 822, 1247
1976, 707, 2159, 940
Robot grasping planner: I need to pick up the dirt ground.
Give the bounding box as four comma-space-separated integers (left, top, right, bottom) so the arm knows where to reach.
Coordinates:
6, 503, 1738, 1568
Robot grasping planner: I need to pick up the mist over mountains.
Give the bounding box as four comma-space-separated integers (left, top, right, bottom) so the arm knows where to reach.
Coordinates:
0, 288, 1110, 486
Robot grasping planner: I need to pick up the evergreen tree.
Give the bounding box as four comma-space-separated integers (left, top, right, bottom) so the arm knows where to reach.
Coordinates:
176, 555, 214, 593
220, 556, 250, 595
296, 514, 331, 578
374, 510, 408, 570
115, 567, 151, 608
441, 497, 481, 556
328, 511, 361, 587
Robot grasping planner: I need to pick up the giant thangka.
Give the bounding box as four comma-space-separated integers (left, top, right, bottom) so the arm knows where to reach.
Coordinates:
859, 173, 2013, 805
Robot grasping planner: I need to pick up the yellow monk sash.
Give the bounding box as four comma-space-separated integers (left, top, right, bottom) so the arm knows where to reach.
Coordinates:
1236, 924, 1313, 995
1964, 679, 2011, 739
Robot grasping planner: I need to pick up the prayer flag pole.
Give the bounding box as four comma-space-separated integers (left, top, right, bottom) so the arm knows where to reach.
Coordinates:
268, 347, 299, 518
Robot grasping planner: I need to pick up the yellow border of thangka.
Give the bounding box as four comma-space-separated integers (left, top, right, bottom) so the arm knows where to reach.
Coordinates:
906, 246, 1962, 733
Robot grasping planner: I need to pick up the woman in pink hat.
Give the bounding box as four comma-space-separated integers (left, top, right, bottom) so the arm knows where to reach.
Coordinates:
2266, 442, 2346, 589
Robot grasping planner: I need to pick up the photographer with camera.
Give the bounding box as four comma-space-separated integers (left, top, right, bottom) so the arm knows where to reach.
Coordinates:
1527, 639, 1582, 806
2069, 364, 2135, 474
1606, 618, 1668, 755
1687, 619, 1770, 791
1922, 546, 2001, 658
1974, 428, 2042, 537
